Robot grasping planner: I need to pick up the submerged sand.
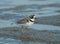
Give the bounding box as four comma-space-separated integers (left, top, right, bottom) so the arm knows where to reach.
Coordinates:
0, 27, 60, 44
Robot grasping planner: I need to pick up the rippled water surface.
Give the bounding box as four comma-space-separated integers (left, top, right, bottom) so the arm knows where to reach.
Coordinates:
0, 0, 60, 44
0, 37, 47, 44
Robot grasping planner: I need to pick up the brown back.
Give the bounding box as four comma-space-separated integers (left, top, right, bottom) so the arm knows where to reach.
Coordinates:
16, 17, 31, 24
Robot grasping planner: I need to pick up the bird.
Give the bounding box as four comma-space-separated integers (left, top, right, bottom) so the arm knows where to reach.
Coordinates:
16, 15, 36, 29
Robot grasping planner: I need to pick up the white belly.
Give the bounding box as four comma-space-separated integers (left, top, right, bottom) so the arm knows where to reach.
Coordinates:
25, 21, 34, 26
18, 21, 34, 28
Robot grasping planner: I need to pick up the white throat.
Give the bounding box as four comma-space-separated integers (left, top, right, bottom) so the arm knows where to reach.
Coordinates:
30, 19, 35, 21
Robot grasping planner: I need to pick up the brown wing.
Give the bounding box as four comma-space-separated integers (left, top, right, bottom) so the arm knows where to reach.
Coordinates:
16, 17, 31, 24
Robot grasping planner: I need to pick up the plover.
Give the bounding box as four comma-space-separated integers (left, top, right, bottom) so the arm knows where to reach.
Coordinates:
16, 15, 36, 29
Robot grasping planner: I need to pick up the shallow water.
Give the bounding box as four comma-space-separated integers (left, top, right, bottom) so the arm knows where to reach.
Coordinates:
0, 37, 20, 44
0, 0, 60, 44
0, 20, 60, 30
0, 37, 47, 44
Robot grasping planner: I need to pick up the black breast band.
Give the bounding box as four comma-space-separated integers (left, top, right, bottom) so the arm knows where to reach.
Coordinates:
30, 20, 34, 22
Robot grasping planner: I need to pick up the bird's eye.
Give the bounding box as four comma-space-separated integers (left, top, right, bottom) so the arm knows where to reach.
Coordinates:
29, 15, 35, 18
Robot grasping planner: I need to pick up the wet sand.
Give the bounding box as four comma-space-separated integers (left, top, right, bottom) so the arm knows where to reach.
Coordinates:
0, 27, 60, 44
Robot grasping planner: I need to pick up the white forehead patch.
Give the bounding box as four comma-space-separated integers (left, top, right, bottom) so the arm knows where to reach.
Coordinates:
34, 16, 36, 18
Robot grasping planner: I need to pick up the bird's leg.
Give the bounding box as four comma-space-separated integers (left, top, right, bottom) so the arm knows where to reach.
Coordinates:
21, 26, 28, 33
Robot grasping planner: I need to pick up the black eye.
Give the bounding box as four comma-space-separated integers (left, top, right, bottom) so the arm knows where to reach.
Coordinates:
30, 16, 33, 18
31, 16, 33, 18
29, 15, 35, 18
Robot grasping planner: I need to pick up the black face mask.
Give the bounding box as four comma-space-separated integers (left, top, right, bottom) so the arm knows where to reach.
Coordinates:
29, 15, 35, 19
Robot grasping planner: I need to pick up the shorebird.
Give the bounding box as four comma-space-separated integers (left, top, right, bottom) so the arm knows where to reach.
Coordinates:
16, 15, 36, 29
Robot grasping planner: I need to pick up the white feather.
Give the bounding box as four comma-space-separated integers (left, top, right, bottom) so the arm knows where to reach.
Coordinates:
30, 19, 35, 21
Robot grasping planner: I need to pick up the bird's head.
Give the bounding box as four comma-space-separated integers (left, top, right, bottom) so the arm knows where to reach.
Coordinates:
29, 15, 36, 19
